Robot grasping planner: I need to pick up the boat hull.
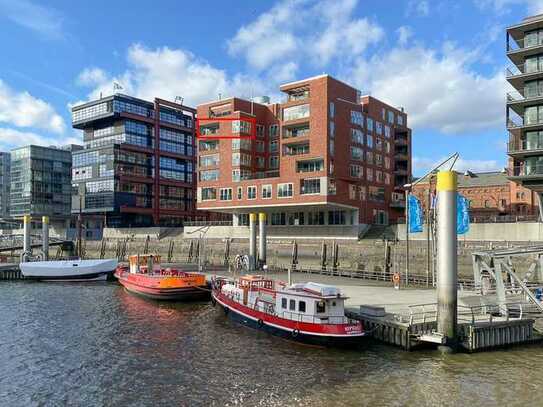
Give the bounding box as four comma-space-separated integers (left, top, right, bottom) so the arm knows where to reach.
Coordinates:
20, 259, 117, 282
115, 270, 210, 301
213, 292, 366, 347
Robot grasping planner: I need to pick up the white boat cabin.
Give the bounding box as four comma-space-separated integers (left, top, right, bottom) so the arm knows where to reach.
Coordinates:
220, 275, 350, 324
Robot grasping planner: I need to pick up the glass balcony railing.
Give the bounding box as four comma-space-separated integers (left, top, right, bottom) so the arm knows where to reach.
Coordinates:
508, 136, 543, 153
506, 63, 543, 78
507, 37, 543, 52
507, 87, 543, 102
510, 163, 543, 176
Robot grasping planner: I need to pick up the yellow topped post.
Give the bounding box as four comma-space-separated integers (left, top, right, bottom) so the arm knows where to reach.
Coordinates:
258, 212, 267, 266
249, 213, 257, 270
42, 216, 50, 260
23, 215, 31, 261
436, 170, 458, 350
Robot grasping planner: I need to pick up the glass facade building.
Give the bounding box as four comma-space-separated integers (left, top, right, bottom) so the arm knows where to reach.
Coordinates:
9, 146, 72, 219
71, 94, 198, 227
0, 152, 10, 219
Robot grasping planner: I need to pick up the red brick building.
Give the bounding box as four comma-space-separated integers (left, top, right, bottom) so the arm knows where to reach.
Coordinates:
195, 75, 411, 231
412, 170, 539, 222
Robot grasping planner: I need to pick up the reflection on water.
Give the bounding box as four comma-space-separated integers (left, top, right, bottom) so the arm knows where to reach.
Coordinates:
0, 281, 542, 406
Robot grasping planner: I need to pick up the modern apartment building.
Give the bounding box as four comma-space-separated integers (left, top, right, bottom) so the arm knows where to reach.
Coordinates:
196, 74, 411, 234
9, 145, 73, 219
71, 94, 198, 227
0, 152, 10, 219
506, 14, 543, 216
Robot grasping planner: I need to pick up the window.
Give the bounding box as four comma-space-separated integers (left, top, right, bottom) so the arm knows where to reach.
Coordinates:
269, 124, 279, 138
367, 168, 373, 181
281, 298, 287, 309
375, 138, 383, 151
247, 186, 257, 199
262, 184, 272, 199
269, 155, 279, 169
297, 159, 323, 173
329, 138, 334, 156
269, 140, 279, 153
349, 184, 357, 200
278, 183, 293, 198
200, 170, 219, 181
328, 179, 336, 195
384, 126, 391, 139
201, 188, 216, 201
301, 178, 320, 194
376, 122, 383, 135
232, 169, 251, 181
232, 138, 252, 150
329, 102, 335, 118
316, 301, 326, 313
350, 164, 362, 178
375, 154, 383, 166
256, 140, 265, 153
329, 121, 335, 137
397, 114, 404, 126
367, 134, 373, 148
366, 151, 373, 165
232, 120, 252, 134
328, 210, 346, 225
237, 187, 243, 199
367, 118, 374, 132
256, 124, 265, 138
351, 128, 364, 144
283, 143, 309, 156
283, 104, 310, 121
232, 153, 251, 166
351, 146, 363, 160
299, 301, 306, 313
307, 211, 325, 225
387, 111, 395, 124
283, 124, 309, 139
351, 110, 364, 126
200, 154, 219, 167
289, 299, 296, 311
219, 188, 232, 201
256, 156, 265, 169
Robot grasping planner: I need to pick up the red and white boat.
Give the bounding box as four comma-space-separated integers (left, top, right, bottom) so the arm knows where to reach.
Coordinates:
211, 275, 365, 347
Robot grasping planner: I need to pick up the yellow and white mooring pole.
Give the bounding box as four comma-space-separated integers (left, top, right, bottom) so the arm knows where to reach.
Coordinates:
258, 213, 267, 266
23, 215, 31, 262
436, 171, 458, 345
42, 216, 49, 261
249, 213, 257, 271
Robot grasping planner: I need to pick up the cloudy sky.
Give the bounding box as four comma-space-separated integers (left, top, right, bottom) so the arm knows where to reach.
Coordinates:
0, 0, 541, 175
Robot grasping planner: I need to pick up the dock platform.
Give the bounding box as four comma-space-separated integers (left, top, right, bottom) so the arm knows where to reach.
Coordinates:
0, 264, 23, 280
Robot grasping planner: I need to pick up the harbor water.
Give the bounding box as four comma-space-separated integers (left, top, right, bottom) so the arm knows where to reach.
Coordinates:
1, 281, 542, 406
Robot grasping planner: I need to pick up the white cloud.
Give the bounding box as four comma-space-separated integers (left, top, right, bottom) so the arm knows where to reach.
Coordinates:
227, 0, 383, 70
0, 0, 64, 39
348, 43, 507, 134
406, 0, 430, 16
0, 128, 79, 151
397, 26, 413, 46
414, 156, 503, 174
0, 79, 66, 134
75, 44, 270, 107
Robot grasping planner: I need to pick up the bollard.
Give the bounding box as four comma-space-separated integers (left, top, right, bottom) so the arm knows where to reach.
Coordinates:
42, 216, 49, 261
249, 213, 257, 271
436, 170, 458, 348
258, 213, 267, 267
23, 215, 31, 262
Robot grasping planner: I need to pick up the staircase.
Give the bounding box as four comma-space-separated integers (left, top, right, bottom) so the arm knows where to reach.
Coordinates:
360, 225, 396, 240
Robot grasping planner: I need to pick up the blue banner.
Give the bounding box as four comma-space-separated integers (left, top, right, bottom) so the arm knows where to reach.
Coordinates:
457, 193, 470, 235
408, 194, 423, 233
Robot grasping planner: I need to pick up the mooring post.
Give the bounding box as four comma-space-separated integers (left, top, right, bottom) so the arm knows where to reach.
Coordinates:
320, 241, 327, 273
42, 216, 49, 261
22, 215, 31, 262
249, 213, 257, 271
436, 170, 458, 349
258, 213, 267, 267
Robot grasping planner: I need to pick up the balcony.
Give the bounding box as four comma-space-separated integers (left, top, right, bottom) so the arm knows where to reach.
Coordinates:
508, 136, 543, 157
507, 88, 543, 115
394, 135, 408, 146
394, 152, 409, 161
394, 167, 408, 176
508, 164, 543, 185
506, 63, 543, 90
390, 198, 406, 209
507, 37, 543, 66
283, 142, 310, 156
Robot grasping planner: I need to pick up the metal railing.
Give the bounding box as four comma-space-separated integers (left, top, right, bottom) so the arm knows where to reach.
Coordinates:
183, 220, 233, 227
470, 214, 539, 223
508, 137, 543, 153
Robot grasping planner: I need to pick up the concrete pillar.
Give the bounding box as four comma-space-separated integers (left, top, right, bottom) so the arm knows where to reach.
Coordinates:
23, 215, 31, 261
436, 171, 458, 347
249, 213, 257, 271
42, 216, 49, 261
258, 212, 267, 266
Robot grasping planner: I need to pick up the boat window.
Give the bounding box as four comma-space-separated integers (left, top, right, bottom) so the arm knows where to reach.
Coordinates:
298, 301, 306, 313
289, 299, 296, 311
332, 301, 336, 306
316, 300, 326, 313
281, 298, 287, 309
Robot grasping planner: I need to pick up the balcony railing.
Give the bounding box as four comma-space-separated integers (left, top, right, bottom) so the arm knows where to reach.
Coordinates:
507, 37, 543, 52
506, 63, 543, 78
508, 136, 543, 153
510, 164, 543, 177
394, 153, 409, 161
507, 87, 543, 102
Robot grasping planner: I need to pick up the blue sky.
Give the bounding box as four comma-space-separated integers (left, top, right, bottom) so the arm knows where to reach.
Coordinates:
0, 0, 541, 175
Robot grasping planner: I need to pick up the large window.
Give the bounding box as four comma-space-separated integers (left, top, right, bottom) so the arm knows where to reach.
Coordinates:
269, 155, 279, 169
350, 164, 362, 178
351, 128, 363, 144
301, 178, 320, 194
283, 124, 309, 139
351, 146, 363, 160
72, 101, 111, 123
232, 138, 252, 150
201, 187, 216, 200
278, 183, 293, 198
525, 105, 543, 125
262, 184, 272, 199
232, 153, 251, 166
247, 186, 257, 200
328, 210, 346, 225
200, 170, 219, 181
283, 143, 309, 156
199, 154, 219, 168
232, 120, 252, 134
219, 188, 232, 201
351, 110, 364, 126
297, 159, 323, 173
269, 124, 279, 138
283, 104, 310, 121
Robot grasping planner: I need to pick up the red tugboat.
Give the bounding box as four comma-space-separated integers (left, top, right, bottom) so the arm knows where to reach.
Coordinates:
212, 275, 365, 347
115, 254, 209, 301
